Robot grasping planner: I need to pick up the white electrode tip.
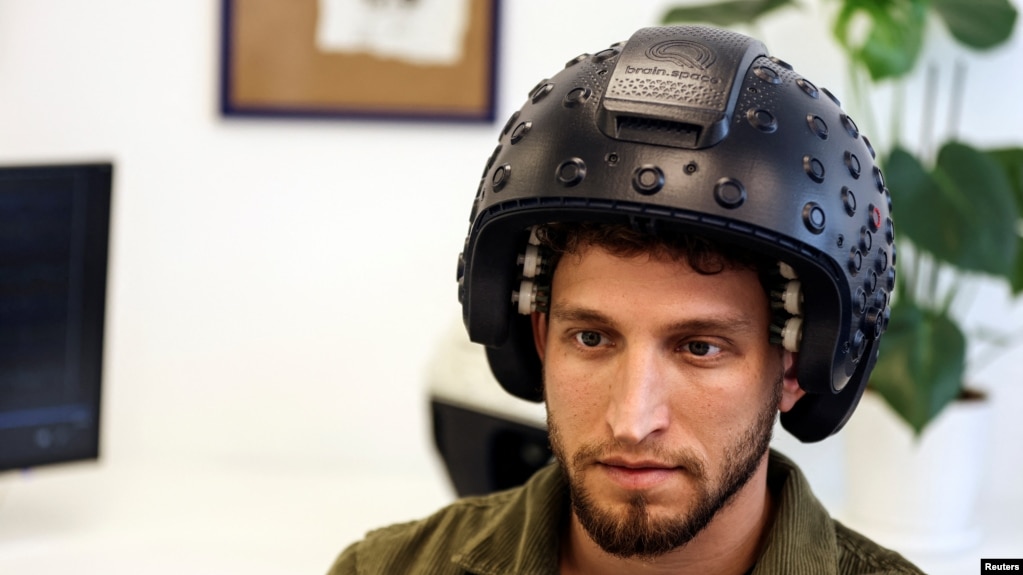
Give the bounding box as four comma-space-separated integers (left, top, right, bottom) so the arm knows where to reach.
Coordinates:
783, 280, 803, 315
527, 225, 541, 246
782, 317, 803, 352
514, 280, 535, 315
521, 244, 542, 278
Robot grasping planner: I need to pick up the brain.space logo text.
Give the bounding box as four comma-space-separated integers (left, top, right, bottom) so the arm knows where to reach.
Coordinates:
623, 39, 722, 84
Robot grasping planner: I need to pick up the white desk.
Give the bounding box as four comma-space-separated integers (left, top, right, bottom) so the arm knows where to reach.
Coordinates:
0, 456, 454, 575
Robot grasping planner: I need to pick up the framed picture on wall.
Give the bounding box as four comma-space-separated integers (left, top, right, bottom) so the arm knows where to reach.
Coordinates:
220, 0, 499, 122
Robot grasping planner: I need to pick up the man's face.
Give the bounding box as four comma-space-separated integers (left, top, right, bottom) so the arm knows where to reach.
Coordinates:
532, 244, 798, 559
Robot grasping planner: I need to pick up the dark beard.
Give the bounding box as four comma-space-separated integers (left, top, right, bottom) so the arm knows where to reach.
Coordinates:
549, 375, 781, 560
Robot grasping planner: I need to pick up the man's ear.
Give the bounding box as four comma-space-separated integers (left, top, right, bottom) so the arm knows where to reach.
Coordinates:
531, 312, 548, 362
779, 351, 805, 413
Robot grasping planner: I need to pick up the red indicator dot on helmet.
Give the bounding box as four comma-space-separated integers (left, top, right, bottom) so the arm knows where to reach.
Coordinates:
868, 204, 882, 231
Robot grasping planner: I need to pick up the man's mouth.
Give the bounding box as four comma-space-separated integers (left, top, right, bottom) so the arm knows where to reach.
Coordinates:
597, 457, 681, 490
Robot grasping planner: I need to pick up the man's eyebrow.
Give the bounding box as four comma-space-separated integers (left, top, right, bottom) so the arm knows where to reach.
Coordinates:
548, 305, 617, 327
664, 315, 758, 335
549, 304, 758, 335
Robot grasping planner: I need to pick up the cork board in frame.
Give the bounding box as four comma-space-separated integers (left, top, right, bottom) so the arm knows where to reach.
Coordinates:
220, 0, 499, 121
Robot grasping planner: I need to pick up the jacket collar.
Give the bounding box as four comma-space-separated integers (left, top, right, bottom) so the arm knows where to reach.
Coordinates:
752, 451, 840, 575
453, 463, 567, 575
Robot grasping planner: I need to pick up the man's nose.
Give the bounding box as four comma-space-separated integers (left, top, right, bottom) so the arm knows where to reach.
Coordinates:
606, 346, 671, 445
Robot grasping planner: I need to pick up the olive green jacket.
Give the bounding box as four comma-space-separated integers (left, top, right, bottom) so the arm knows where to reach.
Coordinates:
328, 450, 923, 575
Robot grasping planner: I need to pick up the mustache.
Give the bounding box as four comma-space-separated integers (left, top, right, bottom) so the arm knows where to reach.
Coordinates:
569, 439, 707, 478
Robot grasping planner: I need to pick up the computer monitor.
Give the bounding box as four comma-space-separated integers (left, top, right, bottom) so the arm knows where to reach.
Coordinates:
0, 163, 112, 472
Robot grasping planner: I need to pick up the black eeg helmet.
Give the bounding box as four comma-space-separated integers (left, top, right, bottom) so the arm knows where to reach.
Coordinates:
456, 25, 895, 442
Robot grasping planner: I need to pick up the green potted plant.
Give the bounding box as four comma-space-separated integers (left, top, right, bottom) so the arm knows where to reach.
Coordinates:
662, 0, 1023, 436
661, 0, 1022, 554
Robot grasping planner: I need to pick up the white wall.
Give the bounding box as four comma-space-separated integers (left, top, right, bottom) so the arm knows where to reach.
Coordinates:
1, 0, 1020, 494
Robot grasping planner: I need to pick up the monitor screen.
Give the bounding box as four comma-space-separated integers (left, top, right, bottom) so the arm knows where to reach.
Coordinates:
0, 163, 112, 472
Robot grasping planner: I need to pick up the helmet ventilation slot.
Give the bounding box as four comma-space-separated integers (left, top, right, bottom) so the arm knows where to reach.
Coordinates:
614, 115, 701, 148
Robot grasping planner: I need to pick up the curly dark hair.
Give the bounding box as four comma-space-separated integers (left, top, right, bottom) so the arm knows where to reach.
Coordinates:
534, 221, 777, 281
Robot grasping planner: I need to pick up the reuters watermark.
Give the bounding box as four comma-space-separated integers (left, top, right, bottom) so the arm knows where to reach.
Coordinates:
983, 559, 1023, 572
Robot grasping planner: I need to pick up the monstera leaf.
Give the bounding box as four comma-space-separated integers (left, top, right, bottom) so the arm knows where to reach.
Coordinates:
871, 299, 966, 434
987, 147, 1023, 295
932, 0, 1018, 49
884, 142, 1018, 278
664, 0, 1017, 81
662, 0, 795, 27
833, 0, 928, 81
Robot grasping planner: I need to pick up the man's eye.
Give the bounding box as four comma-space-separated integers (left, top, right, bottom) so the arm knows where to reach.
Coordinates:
685, 341, 721, 356
575, 331, 606, 347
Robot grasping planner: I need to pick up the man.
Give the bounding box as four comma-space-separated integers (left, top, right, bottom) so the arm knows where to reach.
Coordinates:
329, 25, 920, 574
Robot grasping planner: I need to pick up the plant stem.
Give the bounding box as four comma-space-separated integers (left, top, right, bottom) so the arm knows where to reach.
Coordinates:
903, 242, 920, 305
948, 59, 967, 142
891, 78, 904, 151
921, 62, 939, 164
941, 266, 966, 316
848, 62, 883, 156
923, 253, 934, 305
